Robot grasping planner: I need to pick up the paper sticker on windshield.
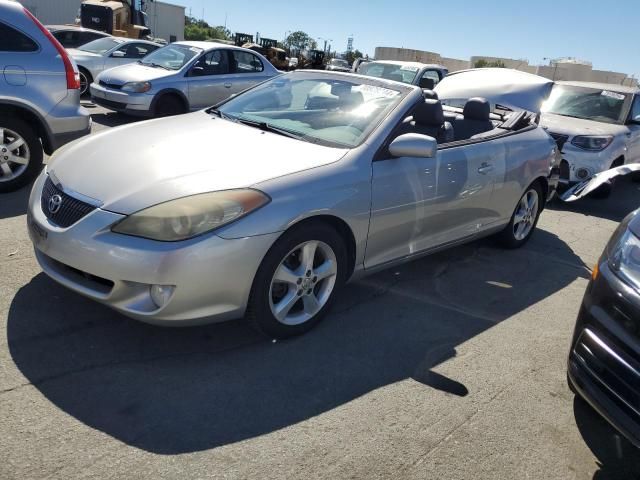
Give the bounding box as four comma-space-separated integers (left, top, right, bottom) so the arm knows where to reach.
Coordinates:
601, 90, 625, 100
359, 85, 399, 98
399, 66, 419, 72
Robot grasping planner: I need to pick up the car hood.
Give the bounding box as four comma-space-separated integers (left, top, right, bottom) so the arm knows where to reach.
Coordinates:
435, 68, 554, 112
96, 62, 178, 84
539, 112, 626, 136
67, 48, 101, 60
48, 111, 349, 214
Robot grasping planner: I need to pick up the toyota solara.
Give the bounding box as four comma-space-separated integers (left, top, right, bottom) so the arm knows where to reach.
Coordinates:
28, 68, 560, 338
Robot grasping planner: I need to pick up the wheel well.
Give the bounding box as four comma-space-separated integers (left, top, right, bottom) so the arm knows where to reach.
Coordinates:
154, 91, 188, 113
611, 156, 624, 168
0, 104, 50, 153
78, 66, 91, 79
288, 215, 357, 278
532, 177, 549, 208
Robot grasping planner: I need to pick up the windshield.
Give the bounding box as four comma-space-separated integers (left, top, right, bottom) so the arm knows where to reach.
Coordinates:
78, 37, 123, 54
542, 85, 631, 124
358, 62, 419, 84
216, 72, 406, 148
139, 44, 202, 70
330, 59, 349, 67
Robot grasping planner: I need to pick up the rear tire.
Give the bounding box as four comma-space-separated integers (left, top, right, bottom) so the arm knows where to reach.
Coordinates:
155, 95, 186, 117
79, 68, 92, 98
246, 222, 348, 339
0, 116, 43, 193
495, 182, 543, 249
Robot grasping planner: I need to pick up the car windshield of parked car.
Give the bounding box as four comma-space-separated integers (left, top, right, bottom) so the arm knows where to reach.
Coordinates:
330, 59, 349, 68
542, 85, 630, 124
78, 37, 123, 54
357, 62, 418, 84
216, 72, 406, 148
139, 44, 202, 70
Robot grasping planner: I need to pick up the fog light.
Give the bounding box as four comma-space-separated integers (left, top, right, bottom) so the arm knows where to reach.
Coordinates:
150, 284, 175, 308
576, 168, 591, 180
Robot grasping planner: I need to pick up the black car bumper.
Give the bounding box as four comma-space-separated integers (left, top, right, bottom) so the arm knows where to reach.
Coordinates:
568, 263, 640, 448
91, 97, 151, 117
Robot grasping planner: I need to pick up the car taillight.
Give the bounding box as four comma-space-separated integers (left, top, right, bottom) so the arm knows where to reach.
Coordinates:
23, 7, 81, 90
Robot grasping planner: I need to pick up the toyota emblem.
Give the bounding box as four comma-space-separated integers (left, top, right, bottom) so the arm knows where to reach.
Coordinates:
48, 194, 63, 214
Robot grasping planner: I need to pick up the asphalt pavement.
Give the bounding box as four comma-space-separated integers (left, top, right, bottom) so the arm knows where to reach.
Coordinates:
1, 107, 640, 479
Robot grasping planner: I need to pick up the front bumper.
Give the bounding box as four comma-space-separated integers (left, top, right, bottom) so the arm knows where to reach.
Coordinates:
556, 142, 624, 184
27, 171, 280, 325
568, 263, 640, 448
90, 83, 154, 116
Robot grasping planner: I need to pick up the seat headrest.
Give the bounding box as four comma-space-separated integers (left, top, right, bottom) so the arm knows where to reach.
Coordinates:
413, 99, 444, 126
463, 97, 490, 121
422, 89, 439, 100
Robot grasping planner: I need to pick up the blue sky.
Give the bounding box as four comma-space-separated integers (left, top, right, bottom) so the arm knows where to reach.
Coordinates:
176, 0, 638, 78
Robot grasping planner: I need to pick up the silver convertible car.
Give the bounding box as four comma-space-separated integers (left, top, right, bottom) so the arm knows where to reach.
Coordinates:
28, 69, 559, 338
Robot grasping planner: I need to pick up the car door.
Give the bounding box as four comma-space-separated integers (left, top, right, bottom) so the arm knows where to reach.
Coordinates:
186, 49, 235, 108
229, 50, 270, 93
626, 95, 640, 163
365, 128, 500, 269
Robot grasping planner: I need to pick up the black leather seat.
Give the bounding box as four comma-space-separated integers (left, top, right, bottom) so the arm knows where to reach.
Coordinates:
451, 97, 494, 140
399, 99, 454, 144
422, 89, 438, 100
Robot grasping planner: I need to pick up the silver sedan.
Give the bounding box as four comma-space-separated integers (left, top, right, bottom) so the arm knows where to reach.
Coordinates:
68, 37, 162, 96
89, 41, 280, 117
28, 69, 559, 338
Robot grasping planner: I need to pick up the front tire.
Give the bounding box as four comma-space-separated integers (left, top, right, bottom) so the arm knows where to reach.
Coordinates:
495, 182, 543, 249
0, 116, 43, 193
155, 95, 186, 117
246, 223, 348, 339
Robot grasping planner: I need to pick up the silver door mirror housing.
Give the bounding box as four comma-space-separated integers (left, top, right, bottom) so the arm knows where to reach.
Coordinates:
111, 50, 126, 58
389, 133, 437, 158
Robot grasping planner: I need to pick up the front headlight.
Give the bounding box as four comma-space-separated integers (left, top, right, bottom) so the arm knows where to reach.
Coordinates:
571, 135, 613, 151
121, 81, 152, 93
111, 190, 270, 241
609, 229, 640, 291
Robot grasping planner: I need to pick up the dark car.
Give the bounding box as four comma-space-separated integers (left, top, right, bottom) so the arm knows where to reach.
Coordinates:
568, 208, 640, 448
46, 25, 111, 48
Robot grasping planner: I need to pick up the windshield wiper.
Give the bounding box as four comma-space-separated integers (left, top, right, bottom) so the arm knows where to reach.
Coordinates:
139, 61, 171, 70
208, 108, 235, 120
234, 118, 305, 140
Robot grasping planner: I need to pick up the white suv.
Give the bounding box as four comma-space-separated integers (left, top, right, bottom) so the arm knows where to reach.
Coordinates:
541, 81, 640, 197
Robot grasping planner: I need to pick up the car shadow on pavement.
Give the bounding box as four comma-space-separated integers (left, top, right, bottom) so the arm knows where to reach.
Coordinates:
7, 229, 589, 454
0, 183, 31, 220
547, 177, 640, 223
573, 397, 640, 479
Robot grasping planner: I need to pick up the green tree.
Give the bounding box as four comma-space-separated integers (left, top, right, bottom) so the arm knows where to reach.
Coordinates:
474, 58, 506, 68
285, 31, 316, 50
184, 16, 231, 41
345, 49, 363, 64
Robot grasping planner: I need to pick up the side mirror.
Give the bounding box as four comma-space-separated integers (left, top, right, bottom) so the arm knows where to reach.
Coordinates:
419, 77, 435, 90
389, 133, 437, 158
111, 50, 126, 58
190, 66, 205, 76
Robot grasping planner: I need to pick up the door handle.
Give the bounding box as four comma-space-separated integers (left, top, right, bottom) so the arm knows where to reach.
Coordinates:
224, 82, 232, 88
478, 162, 494, 174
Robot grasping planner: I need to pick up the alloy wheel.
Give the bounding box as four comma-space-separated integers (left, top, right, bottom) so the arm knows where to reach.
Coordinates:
269, 240, 338, 326
512, 189, 539, 241
79, 71, 89, 96
0, 128, 30, 183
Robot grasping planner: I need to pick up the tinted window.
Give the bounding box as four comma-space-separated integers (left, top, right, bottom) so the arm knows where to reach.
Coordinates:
191, 50, 230, 76
422, 70, 441, 85
630, 96, 640, 122
0, 22, 38, 52
116, 43, 158, 59
233, 51, 264, 73
52, 31, 79, 48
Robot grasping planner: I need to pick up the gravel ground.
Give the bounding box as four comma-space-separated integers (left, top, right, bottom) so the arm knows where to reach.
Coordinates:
1, 106, 640, 479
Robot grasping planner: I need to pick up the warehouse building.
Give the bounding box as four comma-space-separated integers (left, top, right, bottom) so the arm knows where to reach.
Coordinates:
23, 0, 185, 43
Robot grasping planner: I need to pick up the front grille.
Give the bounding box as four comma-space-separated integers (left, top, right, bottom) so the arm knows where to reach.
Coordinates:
41, 177, 96, 228
548, 131, 569, 151
99, 80, 122, 90
573, 329, 640, 419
